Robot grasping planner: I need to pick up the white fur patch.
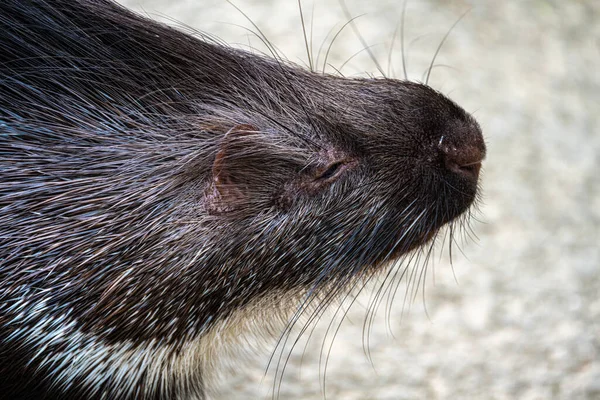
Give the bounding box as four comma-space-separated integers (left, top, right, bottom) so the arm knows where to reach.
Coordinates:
4, 292, 296, 399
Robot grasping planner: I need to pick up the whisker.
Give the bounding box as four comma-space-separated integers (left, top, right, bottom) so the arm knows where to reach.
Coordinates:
297, 0, 314, 71
338, 0, 387, 77
425, 8, 471, 85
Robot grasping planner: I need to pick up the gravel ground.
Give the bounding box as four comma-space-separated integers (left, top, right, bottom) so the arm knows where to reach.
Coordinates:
117, 1, 600, 398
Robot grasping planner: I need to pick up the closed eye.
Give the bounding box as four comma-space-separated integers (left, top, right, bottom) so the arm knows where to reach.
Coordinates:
315, 161, 345, 181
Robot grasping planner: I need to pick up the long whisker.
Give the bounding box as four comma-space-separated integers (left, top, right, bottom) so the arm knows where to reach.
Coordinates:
400, 0, 409, 80
297, 0, 314, 71
323, 15, 366, 74
425, 8, 471, 85
338, 0, 387, 77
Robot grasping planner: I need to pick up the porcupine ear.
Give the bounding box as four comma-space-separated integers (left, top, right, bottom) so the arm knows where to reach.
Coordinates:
211, 124, 260, 209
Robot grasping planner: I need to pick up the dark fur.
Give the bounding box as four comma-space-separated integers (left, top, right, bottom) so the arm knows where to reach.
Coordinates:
0, 0, 485, 399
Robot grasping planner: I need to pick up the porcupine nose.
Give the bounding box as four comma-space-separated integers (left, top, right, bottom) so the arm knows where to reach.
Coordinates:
441, 141, 484, 182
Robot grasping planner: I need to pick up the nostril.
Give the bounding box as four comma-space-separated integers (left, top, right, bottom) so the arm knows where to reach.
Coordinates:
442, 146, 484, 181
459, 160, 482, 178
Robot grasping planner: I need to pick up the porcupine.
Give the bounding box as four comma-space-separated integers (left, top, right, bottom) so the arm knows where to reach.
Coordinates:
0, 0, 486, 399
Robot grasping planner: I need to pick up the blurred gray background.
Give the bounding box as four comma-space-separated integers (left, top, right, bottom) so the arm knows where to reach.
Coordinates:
117, 1, 599, 398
